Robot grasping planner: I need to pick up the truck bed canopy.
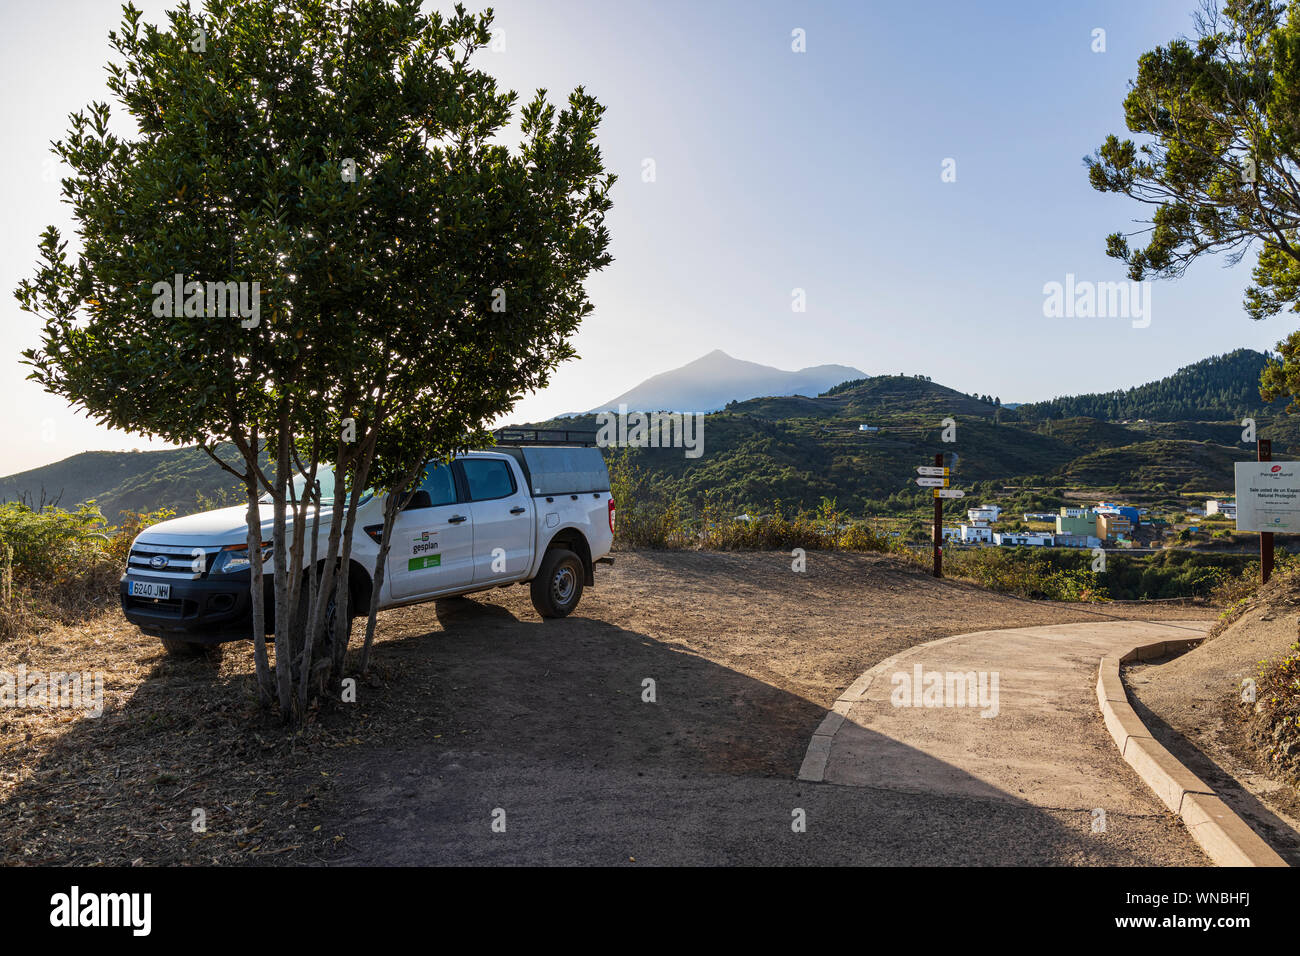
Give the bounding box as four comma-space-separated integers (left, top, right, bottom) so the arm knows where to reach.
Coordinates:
496, 446, 610, 497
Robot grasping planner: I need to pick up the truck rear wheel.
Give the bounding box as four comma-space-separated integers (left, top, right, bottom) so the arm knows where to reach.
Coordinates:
530, 548, 584, 618
158, 636, 211, 657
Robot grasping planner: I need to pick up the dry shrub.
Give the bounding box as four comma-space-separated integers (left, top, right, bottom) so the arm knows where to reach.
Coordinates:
0, 502, 174, 640
1243, 642, 1300, 785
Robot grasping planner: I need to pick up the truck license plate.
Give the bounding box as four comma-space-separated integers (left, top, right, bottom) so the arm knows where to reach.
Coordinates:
129, 580, 171, 599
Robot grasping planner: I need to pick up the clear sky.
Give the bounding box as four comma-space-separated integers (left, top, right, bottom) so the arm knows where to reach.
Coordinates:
1, 0, 1289, 474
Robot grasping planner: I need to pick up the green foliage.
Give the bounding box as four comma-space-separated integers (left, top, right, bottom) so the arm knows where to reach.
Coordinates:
13, 0, 614, 718
607, 452, 904, 553
1087, 1, 1300, 408
1247, 641, 1300, 784
1060, 439, 1253, 488
943, 549, 1108, 601
0, 501, 112, 583
1016, 350, 1285, 422
945, 546, 1244, 602
0, 501, 174, 640
1210, 549, 1300, 613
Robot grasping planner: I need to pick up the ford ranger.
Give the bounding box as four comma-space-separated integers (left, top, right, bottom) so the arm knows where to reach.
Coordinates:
119, 441, 615, 655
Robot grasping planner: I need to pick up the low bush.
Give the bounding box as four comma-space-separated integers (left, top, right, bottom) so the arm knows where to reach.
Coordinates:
1244, 642, 1300, 785
0, 502, 173, 640
943, 548, 1107, 602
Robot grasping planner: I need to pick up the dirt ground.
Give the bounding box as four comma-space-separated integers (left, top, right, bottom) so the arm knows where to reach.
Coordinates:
1125, 573, 1300, 864
0, 550, 1214, 866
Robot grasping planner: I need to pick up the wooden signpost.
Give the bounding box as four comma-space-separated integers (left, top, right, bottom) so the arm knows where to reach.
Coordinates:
915, 455, 962, 579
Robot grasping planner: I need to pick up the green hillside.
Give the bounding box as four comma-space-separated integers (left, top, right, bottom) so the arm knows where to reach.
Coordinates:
5, 350, 1298, 522
0, 447, 243, 522
532, 356, 1298, 514
1014, 349, 1284, 422
1059, 440, 1252, 490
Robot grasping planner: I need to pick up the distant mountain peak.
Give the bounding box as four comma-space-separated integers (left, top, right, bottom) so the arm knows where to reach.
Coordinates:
586, 351, 867, 414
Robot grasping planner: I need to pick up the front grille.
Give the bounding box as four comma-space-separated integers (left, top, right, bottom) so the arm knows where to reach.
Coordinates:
124, 595, 189, 618
127, 542, 222, 581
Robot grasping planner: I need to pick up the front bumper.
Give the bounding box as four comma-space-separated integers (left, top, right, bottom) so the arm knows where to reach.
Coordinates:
120, 572, 272, 644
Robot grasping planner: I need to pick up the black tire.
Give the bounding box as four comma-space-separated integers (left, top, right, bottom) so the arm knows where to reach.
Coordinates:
297, 575, 345, 649
530, 548, 584, 618
159, 636, 210, 657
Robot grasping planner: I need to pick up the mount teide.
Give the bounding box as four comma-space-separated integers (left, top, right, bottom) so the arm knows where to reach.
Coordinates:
584, 349, 866, 413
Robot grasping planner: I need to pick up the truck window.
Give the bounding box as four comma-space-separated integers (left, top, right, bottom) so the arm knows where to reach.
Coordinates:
416, 463, 457, 507
462, 458, 516, 501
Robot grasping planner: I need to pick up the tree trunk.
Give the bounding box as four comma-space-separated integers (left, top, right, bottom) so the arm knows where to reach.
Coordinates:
271, 408, 294, 722
359, 462, 421, 674
243, 469, 273, 706
329, 432, 377, 683
359, 489, 402, 675
299, 442, 349, 710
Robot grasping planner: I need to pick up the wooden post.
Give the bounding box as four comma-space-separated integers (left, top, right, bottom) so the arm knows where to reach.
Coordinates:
1259, 438, 1273, 585
933, 452, 943, 579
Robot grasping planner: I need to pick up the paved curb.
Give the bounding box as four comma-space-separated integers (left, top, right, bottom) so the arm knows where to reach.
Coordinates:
796, 631, 971, 783
1097, 640, 1288, 868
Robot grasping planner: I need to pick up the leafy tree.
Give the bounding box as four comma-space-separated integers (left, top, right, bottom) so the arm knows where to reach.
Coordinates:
16, 0, 613, 720
1086, 0, 1300, 405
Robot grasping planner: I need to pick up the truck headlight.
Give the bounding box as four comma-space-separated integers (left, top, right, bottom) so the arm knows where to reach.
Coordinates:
212, 543, 273, 574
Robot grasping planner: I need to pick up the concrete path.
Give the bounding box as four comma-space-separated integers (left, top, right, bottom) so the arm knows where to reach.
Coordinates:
332, 618, 1214, 865
801, 620, 1214, 820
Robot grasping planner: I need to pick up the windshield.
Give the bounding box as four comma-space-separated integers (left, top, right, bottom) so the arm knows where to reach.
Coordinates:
259, 467, 373, 507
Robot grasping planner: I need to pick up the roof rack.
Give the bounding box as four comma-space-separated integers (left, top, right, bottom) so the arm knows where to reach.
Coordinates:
493, 427, 600, 447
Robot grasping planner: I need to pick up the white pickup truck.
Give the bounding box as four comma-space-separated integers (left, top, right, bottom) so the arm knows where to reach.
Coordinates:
119, 441, 615, 656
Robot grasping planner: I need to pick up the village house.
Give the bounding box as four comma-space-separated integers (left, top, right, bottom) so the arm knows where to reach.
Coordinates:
994, 531, 1054, 547
1096, 512, 1132, 540
1056, 510, 1097, 537
1054, 532, 1102, 549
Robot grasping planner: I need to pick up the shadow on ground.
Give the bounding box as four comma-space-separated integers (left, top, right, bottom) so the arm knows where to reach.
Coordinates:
315, 598, 1204, 866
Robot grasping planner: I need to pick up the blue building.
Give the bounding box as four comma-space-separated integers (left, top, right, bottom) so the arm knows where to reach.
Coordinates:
1097, 502, 1141, 527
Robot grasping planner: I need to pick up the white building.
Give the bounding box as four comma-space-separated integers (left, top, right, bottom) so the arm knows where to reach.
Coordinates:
1060, 507, 1093, 519
967, 505, 1001, 524
1206, 499, 1236, 517
961, 525, 993, 544
994, 531, 1054, 547
1055, 533, 1102, 549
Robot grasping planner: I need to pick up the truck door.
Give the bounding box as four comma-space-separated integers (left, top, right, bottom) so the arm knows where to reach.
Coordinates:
457, 457, 533, 584
387, 462, 475, 599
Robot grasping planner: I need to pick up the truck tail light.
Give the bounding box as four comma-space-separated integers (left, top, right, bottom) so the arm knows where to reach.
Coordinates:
608, 498, 616, 534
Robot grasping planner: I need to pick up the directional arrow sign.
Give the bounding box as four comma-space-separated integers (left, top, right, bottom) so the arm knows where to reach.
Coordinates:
933, 489, 966, 498
915, 477, 949, 488
917, 466, 949, 477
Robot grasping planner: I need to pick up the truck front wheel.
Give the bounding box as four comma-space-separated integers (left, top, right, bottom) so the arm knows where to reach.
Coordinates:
530, 548, 584, 618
